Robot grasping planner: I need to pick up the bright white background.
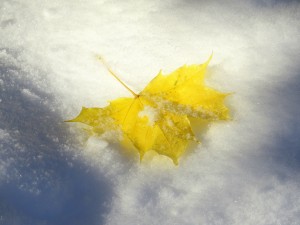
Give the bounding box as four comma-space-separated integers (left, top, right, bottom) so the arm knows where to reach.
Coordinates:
0, 0, 300, 224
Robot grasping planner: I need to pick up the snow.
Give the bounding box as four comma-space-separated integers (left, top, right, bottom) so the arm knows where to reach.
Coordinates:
1, 0, 300, 224
138, 105, 159, 126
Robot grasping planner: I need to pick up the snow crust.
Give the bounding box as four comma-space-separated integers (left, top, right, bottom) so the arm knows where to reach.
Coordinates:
1, 0, 300, 224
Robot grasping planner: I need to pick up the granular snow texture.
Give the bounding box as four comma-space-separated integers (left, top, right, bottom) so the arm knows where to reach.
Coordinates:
0, 0, 300, 224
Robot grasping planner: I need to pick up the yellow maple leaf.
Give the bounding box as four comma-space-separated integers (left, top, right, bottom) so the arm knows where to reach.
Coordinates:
67, 55, 230, 165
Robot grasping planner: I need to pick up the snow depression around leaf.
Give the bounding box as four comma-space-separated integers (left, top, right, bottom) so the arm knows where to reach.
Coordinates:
67, 55, 230, 165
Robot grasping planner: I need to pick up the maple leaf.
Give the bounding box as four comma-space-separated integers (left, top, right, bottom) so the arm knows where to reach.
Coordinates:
67, 55, 230, 165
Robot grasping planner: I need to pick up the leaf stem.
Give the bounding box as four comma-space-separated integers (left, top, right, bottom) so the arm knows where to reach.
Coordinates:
96, 55, 138, 97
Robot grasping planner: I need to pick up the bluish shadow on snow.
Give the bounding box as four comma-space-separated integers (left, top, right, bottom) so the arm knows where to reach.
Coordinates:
0, 49, 112, 225
235, 61, 300, 182
181, 0, 300, 5
260, 71, 300, 172
254, 0, 300, 6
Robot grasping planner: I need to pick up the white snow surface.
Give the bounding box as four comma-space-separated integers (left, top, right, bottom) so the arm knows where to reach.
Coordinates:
1, 0, 300, 224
